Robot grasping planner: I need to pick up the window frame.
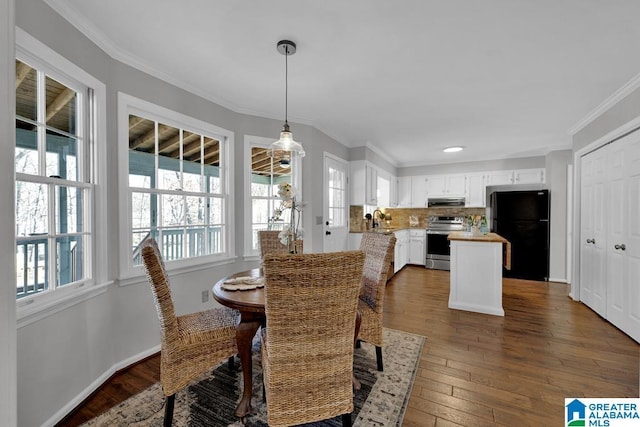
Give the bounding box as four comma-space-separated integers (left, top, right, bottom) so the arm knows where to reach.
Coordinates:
15, 28, 108, 320
118, 93, 234, 281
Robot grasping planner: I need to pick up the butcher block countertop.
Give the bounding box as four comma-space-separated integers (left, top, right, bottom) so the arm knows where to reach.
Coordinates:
448, 231, 511, 270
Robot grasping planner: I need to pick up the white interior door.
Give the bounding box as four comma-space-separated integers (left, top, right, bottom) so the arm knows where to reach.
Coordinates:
580, 146, 607, 316
622, 133, 640, 341
606, 142, 626, 325
324, 154, 348, 253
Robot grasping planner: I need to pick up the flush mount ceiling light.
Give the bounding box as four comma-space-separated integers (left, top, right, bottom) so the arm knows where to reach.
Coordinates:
269, 40, 305, 158
443, 146, 464, 153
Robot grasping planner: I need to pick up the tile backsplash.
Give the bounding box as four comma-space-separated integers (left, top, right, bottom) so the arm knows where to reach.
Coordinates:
349, 206, 486, 232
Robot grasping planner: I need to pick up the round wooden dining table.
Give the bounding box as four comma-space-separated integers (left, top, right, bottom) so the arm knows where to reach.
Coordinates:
212, 268, 264, 418
213, 267, 362, 419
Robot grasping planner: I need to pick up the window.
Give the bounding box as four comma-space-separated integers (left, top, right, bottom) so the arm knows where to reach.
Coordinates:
248, 145, 291, 253
14, 58, 92, 299
120, 95, 233, 274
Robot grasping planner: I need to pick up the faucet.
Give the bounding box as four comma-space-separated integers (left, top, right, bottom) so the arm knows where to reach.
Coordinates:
372, 209, 384, 228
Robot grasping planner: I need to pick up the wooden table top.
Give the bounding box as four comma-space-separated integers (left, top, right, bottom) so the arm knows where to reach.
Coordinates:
447, 231, 509, 243
212, 268, 265, 314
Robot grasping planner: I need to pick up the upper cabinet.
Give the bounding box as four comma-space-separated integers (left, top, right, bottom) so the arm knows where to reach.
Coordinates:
425, 174, 466, 198
485, 168, 545, 186
350, 160, 378, 206
485, 170, 515, 186
411, 175, 429, 207
465, 172, 486, 207
514, 168, 545, 184
397, 176, 412, 207
352, 164, 545, 208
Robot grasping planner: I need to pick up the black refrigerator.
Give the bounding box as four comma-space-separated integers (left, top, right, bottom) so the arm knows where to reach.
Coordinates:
490, 190, 550, 281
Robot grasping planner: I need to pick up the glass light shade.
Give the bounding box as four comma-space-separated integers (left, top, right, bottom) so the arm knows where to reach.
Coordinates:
269, 129, 305, 158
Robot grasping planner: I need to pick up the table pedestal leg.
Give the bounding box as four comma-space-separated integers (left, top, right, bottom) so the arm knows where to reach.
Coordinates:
235, 313, 262, 418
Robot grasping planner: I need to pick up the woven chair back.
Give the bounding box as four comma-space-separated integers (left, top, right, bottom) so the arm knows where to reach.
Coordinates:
258, 229, 303, 257
261, 251, 365, 425
140, 238, 179, 348
359, 232, 396, 313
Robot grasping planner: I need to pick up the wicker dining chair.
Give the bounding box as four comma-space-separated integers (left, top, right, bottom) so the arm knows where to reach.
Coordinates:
357, 232, 396, 371
261, 251, 365, 427
140, 238, 240, 427
258, 229, 302, 258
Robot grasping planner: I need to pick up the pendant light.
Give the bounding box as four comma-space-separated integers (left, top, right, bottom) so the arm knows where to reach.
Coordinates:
269, 40, 305, 159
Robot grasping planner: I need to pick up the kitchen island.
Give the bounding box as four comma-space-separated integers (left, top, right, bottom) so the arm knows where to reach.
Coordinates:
447, 231, 511, 316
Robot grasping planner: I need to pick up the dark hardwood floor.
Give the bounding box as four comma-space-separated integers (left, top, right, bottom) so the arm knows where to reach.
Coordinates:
57, 266, 639, 426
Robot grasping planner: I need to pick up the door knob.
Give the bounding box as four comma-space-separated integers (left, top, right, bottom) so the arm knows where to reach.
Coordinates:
325, 231, 331, 235
614, 244, 626, 251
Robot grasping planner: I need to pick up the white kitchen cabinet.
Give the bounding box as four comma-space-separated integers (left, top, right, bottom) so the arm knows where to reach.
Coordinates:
465, 172, 486, 207
394, 229, 409, 273
485, 168, 545, 187
350, 160, 378, 206
408, 229, 426, 265
425, 174, 466, 198
376, 173, 390, 207
579, 132, 640, 343
411, 176, 428, 207
397, 176, 412, 207
514, 168, 545, 184
485, 170, 514, 186
389, 174, 398, 207
366, 163, 378, 205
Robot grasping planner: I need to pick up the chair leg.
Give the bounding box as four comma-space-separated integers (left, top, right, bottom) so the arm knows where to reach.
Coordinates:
355, 339, 361, 349
342, 412, 352, 427
228, 355, 235, 371
375, 346, 383, 371
164, 394, 175, 427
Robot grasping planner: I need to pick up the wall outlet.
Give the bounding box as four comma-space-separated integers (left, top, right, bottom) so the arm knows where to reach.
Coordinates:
201, 290, 209, 303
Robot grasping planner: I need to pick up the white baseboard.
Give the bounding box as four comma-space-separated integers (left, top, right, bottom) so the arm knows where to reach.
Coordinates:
548, 277, 568, 284
44, 344, 161, 426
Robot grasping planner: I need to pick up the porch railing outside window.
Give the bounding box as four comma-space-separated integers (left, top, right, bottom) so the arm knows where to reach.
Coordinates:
14, 59, 92, 299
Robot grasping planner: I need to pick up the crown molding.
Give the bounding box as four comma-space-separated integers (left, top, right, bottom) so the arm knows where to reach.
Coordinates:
568, 71, 640, 136
44, 0, 330, 135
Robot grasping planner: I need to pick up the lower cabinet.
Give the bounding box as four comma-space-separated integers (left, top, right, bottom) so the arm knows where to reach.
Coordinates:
394, 230, 409, 273
407, 229, 426, 265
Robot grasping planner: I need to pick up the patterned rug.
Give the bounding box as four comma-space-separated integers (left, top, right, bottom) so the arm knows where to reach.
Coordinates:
82, 328, 424, 426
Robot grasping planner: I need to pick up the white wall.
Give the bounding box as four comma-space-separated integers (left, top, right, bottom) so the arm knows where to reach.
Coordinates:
0, 0, 17, 425
545, 150, 573, 282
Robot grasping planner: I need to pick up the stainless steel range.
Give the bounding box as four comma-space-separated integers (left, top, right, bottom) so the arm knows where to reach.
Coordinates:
425, 216, 465, 270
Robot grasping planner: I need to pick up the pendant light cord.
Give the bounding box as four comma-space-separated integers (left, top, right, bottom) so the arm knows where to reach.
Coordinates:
284, 45, 288, 126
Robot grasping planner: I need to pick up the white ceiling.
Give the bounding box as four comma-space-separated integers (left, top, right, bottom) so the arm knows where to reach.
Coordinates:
47, 0, 640, 166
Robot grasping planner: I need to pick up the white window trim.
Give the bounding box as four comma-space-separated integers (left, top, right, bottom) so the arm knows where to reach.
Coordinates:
243, 135, 272, 259
117, 92, 235, 281
15, 28, 109, 322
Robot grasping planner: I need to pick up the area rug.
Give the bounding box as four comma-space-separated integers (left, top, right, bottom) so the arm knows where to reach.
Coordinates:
82, 328, 424, 427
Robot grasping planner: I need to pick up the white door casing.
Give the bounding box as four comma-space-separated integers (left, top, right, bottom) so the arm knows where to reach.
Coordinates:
324, 154, 349, 253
